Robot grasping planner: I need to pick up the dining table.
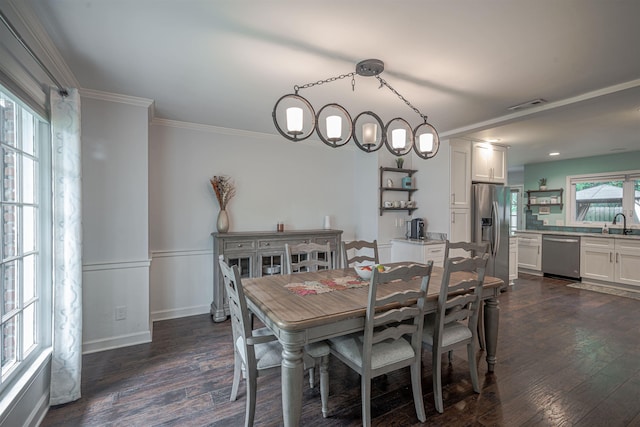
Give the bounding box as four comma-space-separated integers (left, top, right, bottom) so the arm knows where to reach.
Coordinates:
242, 263, 503, 427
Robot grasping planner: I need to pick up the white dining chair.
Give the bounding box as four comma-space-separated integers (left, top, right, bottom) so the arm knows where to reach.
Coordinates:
284, 242, 332, 274
218, 256, 330, 425
422, 253, 489, 413
342, 239, 379, 267
328, 262, 433, 426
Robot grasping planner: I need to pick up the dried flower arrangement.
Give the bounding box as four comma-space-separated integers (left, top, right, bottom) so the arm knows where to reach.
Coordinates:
210, 175, 236, 210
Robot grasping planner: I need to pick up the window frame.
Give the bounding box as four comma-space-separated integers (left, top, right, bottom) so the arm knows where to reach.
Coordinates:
565, 170, 640, 228
0, 84, 52, 398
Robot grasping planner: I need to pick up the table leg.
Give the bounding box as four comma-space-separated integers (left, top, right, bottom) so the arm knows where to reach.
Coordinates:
281, 342, 304, 427
483, 296, 499, 372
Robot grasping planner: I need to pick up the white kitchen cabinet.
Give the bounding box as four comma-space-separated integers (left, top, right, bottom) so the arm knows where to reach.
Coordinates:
390, 240, 446, 268
517, 233, 541, 273
509, 236, 518, 284
450, 208, 471, 248
450, 140, 471, 208
471, 142, 507, 184
582, 237, 640, 287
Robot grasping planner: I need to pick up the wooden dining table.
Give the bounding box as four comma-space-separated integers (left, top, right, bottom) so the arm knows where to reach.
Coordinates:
242, 263, 503, 427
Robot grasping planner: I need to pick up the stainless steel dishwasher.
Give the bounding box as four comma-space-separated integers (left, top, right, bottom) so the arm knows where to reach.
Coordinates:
542, 234, 581, 280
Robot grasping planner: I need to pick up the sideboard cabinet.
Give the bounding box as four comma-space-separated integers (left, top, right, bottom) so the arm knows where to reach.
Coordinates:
211, 229, 343, 322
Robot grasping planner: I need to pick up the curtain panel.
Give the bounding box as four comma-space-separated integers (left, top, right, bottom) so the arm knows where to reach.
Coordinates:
49, 88, 83, 405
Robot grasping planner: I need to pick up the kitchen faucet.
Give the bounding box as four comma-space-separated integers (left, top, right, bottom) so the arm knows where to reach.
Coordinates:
612, 213, 632, 235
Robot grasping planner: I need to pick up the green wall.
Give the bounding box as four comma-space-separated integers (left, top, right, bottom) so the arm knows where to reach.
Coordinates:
524, 151, 640, 226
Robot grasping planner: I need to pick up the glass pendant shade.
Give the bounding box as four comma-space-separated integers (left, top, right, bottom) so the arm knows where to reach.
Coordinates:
392, 129, 406, 150
362, 123, 377, 146
419, 133, 434, 153
326, 115, 342, 142
286, 107, 303, 135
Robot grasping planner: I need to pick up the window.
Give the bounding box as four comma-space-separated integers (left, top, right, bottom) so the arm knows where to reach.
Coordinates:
0, 85, 51, 394
566, 171, 640, 226
510, 186, 523, 231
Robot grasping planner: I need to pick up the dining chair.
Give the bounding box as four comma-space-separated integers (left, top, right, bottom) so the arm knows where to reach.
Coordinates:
422, 253, 489, 413
284, 242, 332, 274
328, 262, 434, 426
342, 239, 379, 267
444, 240, 490, 350
218, 256, 330, 425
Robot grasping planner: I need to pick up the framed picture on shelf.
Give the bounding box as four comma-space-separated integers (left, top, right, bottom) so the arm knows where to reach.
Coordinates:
539, 207, 550, 215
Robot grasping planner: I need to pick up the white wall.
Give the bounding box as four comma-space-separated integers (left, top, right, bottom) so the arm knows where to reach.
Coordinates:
147, 121, 360, 320
81, 94, 152, 352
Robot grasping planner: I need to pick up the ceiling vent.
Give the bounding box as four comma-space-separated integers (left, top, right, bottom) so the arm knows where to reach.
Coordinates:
507, 98, 547, 111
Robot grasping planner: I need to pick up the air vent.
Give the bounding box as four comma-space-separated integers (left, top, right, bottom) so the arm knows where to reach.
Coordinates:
507, 98, 547, 111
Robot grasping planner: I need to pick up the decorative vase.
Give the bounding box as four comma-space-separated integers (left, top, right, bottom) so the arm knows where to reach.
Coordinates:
539, 185, 547, 190
217, 209, 229, 233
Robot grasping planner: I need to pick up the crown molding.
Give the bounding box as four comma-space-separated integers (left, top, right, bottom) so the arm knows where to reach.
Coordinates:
6, 0, 79, 89
80, 88, 154, 108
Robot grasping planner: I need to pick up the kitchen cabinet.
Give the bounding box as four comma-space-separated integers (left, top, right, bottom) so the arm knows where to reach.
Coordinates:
517, 233, 541, 273
379, 167, 418, 216
471, 142, 507, 184
390, 239, 446, 267
211, 229, 343, 322
581, 237, 640, 286
450, 140, 471, 208
450, 208, 471, 246
509, 236, 518, 284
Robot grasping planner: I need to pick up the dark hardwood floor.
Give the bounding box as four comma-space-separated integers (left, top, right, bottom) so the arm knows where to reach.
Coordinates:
41, 274, 640, 426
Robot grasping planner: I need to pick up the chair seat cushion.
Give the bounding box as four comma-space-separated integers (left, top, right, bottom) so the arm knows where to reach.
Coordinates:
236, 327, 282, 370
305, 341, 330, 358
329, 333, 415, 371
422, 317, 472, 348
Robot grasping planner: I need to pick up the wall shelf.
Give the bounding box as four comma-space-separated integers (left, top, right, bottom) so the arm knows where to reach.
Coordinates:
379, 167, 417, 216
526, 188, 564, 209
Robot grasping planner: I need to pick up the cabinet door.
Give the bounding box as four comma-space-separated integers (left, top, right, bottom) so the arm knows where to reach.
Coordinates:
509, 237, 518, 282
450, 140, 471, 208
390, 241, 423, 263
449, 208, 471, 255
471, 143, 492, 182
488, 146, 507, 183
580, 237, 614, 281
517, 235, 541, 271
614, 240, 640, 286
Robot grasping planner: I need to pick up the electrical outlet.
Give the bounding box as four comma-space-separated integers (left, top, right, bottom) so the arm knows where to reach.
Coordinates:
115, 306, 127, 321
543, 219, 549, 225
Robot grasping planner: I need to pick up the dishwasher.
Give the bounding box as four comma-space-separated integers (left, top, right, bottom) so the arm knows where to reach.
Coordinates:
541, 234, 581, 280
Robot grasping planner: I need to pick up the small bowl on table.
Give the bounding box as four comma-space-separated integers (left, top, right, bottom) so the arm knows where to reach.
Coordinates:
354, 264, 388, 280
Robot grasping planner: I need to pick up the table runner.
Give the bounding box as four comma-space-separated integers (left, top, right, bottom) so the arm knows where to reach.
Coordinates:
284, 275, 368, 295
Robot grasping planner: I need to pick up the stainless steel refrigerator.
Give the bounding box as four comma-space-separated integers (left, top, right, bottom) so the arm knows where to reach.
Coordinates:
471, 183, 510, 289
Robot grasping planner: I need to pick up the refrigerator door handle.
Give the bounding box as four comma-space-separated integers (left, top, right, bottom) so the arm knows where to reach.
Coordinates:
492, 200, 500, 257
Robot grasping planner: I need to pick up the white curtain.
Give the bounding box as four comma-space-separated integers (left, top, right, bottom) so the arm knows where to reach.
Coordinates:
49, 88, 83, 405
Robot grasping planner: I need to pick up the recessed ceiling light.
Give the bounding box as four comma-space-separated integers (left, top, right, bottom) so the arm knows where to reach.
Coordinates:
549, 152, 560, 156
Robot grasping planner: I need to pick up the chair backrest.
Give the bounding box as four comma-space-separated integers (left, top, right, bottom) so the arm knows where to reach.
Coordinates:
342, 239, 380, 267
444, 240, 489, 261
218, 255, 254, 365
285, 242, 332, 274
434, 253, 490, 347
363, 262, 434, 373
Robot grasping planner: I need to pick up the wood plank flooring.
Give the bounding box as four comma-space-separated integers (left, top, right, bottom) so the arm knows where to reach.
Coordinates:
41, 274, 640, 426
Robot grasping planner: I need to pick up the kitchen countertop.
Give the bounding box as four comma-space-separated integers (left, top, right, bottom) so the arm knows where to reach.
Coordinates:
514, 229, 640, 240
391, 238, 447, 246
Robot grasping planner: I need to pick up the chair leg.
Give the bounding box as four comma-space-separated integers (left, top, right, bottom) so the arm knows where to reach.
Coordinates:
448, 350, 453, 364
433, 350, 444, 413
467, 342, 480, 393
410, 361, 426, 422
245, 371, 257, 427
308, 366, 315, 388
361, 374, 372, 427
230, 354, 242, 401
477, 304, 486, 351
319, 355, 329, 418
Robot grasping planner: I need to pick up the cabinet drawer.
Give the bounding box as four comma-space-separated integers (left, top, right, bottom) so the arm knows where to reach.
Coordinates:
224, 240, 256, 251
258, 240, 284, 250
582, 236, 613, 249
426, 244, 445, 256
315, 237, 338, 248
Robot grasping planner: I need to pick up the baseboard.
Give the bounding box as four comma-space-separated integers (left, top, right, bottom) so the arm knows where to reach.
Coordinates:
151, 305, 211, 322
518, 268, 543, 276
82, 331, 152, 354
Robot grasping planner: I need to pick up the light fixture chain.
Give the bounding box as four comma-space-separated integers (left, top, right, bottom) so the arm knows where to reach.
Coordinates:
295, 72, 357, 93
375, 75, 427, 122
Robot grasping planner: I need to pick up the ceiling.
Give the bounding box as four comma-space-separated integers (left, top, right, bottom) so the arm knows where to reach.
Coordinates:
17, 0, 640, 169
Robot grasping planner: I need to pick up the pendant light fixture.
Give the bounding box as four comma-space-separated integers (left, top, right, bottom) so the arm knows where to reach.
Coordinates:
272, 59, 440, 159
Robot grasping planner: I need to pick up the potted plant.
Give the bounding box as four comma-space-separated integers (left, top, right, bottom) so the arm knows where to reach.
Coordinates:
538, 178, 547, 190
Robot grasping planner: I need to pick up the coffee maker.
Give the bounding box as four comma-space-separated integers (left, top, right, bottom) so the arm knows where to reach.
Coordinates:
409, 218, 425, 239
